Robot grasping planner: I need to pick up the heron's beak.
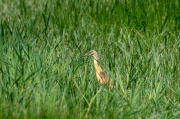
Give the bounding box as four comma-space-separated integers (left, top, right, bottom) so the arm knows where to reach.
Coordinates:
82, 53, 89, 57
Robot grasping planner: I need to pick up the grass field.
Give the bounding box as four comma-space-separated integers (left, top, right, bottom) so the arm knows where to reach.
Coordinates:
0, 0, 180, 118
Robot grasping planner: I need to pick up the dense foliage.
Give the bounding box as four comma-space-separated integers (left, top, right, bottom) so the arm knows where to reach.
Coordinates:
0, 0, 180, 118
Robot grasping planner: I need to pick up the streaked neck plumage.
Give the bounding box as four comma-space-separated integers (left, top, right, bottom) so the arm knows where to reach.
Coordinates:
92, 54, 103, 72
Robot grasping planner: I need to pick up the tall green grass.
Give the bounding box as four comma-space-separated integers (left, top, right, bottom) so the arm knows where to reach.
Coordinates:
0, 0, 180, 118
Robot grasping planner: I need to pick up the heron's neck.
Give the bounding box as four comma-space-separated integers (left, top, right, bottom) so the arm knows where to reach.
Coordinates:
94, 59, 102, 72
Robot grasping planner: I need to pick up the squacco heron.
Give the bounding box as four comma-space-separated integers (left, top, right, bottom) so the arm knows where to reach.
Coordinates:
83, 50, 114, 89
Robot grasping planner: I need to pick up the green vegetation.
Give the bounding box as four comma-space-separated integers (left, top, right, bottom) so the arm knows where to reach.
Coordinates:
0, 0, 180, 118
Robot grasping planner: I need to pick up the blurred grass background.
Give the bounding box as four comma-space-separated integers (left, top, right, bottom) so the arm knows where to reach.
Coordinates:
0, 0, 180, 118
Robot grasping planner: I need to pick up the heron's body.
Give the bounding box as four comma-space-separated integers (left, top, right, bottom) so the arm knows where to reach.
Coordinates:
83, 50, 113, 89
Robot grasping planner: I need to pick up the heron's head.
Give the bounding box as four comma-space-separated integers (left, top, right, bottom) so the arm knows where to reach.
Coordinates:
83, 50, 99, 61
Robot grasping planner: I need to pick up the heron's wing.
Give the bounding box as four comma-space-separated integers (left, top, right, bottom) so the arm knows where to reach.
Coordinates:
99, 72, 109, 83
